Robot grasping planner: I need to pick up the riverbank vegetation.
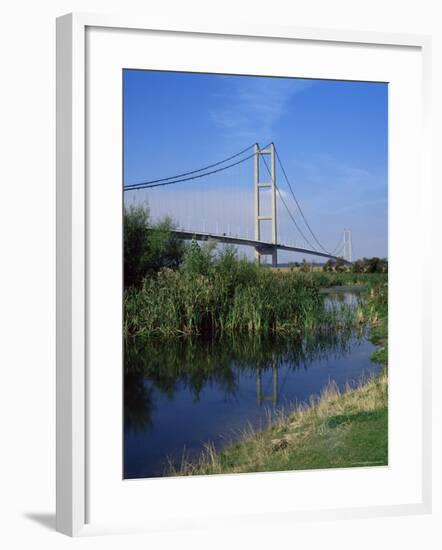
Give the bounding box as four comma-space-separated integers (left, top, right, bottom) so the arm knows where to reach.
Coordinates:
169, 371, 387, 475
124, 205, 386, 339
123, 205, 388, 475
124, 205, 185, 287
124, 264, 362, 339
283, 256, 388, 274
322, 256, 388, 274
167, 284, 388, 476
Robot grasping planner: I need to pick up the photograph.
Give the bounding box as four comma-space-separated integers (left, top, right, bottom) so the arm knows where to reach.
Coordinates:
122, 69, 388, 480
0, 0, 435, 544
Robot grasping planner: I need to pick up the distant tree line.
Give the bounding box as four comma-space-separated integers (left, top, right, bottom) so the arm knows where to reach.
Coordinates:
322, 257, 388, 274
124, 205, 388, 288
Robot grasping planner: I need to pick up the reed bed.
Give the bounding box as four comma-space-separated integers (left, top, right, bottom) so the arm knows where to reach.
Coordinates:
124, 267, 359, 339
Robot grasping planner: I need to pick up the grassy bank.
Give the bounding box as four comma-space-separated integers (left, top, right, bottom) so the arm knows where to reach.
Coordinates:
167, 284, 388, 476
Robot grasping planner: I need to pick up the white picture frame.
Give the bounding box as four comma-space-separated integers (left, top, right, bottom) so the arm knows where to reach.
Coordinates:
56, 12, 432, 537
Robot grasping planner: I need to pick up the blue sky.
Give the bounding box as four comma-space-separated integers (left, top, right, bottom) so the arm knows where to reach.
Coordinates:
124, 70, 388, 262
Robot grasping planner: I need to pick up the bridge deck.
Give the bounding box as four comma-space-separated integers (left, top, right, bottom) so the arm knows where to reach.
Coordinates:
173, 230, 349, 263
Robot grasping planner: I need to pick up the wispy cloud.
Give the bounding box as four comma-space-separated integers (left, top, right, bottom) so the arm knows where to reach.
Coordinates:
282, 152, 387, 214
210, 77, 312, 144
332, 197, 387, 215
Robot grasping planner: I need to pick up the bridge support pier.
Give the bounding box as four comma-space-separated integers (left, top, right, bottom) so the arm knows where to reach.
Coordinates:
254, 243, 277, 267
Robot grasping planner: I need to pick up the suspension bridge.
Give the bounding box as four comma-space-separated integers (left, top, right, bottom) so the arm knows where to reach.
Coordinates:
124, 142, 353, 266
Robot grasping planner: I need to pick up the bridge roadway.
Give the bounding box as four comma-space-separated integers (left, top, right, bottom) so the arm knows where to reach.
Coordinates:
173, 229, 350, 264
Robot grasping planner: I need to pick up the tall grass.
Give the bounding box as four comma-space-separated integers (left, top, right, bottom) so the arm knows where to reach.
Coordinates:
302, 271, 387, 289
361, 282, 388, 365
124, 265, 359, 339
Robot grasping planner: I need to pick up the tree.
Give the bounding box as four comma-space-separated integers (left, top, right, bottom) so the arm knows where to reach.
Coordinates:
363, 257, 388, 274
215, 244, 237, 277
350, 257, 388, 274
323, 259, 336, 272
148, 216, 185, 272
335, 258, 348, 272
181, 239, 215, 276
352, 260, 364, 273
124, 205, 151, 288
124, 205, 185, 287
300, 259, 310, 273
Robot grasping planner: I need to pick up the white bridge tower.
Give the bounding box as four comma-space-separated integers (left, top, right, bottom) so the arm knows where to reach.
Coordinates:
254, 143, 277, 266
343, 228, 352, 263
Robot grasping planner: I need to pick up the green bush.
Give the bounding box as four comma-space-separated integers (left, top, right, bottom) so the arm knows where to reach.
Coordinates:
124, 205, 185, 287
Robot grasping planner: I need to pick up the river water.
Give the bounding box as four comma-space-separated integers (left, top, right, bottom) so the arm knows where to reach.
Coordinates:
124, 290, 381, 478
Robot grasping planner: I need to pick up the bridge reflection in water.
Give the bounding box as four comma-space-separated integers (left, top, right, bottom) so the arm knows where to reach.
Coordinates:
123, 295, 380, 479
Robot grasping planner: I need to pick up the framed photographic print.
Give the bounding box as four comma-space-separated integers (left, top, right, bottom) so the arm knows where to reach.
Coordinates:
56, 13, 432, 536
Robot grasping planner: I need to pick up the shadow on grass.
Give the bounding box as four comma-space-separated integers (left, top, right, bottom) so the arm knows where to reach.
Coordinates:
327, 410, 384, 429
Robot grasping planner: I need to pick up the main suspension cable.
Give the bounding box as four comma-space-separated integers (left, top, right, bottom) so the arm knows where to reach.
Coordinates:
274, 146, 332, 255
260, 154, 317, 251
124, 143, 258, 191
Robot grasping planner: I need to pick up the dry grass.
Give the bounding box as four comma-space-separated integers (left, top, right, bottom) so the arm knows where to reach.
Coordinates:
167, 369, 388, 476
